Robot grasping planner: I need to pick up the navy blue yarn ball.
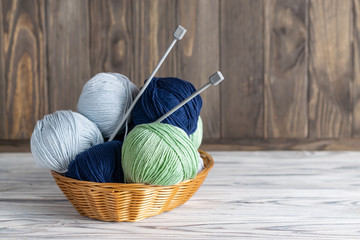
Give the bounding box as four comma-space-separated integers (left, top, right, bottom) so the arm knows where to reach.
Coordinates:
66, 140, 124, 183
132, 77, 202, 135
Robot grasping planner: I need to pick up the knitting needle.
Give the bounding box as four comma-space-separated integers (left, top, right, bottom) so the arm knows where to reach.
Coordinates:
156, 71, 224, 123
109, 25, 187, 141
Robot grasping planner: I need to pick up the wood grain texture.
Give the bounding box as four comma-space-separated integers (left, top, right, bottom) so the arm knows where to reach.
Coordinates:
1, 0, 360, 149
5, 138, 360, 152
1, 0, 47, 139
202, 138, 360, 151
308, 0, 353, 138
353, 0, 360, 137
2, 152, 360, 239
177, 0, 220, 140
89, 0, 134, 81
220, 0, 264, 139
0, 0, 5, 138
47, 0, 90, 112
264, 0, 308, 138
131, 0, 177, 87
0, 140, 30, 152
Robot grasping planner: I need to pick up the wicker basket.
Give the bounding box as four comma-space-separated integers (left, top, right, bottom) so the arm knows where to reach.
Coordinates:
51, 149, 214, 222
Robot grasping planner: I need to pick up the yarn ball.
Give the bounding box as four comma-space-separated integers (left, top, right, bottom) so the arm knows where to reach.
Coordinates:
77, 72, 138, 138
190, 116, 203, 149
31, 110, 103, 173
132, 77, 202, 135
66, 140, 124, 183
122, 122, 199, 186
197, 152, 204, 174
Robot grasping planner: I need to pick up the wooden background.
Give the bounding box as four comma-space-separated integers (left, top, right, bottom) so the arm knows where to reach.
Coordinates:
1, 0, 360, 151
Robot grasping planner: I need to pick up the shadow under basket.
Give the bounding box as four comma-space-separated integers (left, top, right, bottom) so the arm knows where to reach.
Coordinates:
51, 150, 214, 222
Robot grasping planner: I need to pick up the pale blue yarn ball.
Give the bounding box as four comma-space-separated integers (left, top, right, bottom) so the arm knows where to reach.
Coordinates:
77, 73, 138, 138
30, 110, 104, 173
197, 152, 204, 174
190, 116, 203, 149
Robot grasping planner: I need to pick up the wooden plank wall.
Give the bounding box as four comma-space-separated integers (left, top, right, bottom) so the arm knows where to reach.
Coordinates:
1, 0, 47, 141
1, 0, 360, 151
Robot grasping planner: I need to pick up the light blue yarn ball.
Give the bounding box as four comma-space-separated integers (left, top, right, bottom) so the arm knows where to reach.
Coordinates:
30, 110, 104, 173
77, 73, 138, 138
190, 116, 203, 149
189, 117, 204, 173
197, 152, 204, 174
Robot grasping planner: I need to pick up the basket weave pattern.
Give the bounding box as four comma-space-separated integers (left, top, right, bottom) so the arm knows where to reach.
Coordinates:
52, 150, 214, 222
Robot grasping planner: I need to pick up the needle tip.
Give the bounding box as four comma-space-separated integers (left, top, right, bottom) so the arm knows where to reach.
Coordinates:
209, 71, 224, 85
174, 25, 187, 40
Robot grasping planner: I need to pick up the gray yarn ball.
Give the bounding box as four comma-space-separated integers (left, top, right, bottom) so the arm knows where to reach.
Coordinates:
30, 110, 104, 173
190, 116, 203, 149
77, 73, 138, 138
197, 152, 204, 174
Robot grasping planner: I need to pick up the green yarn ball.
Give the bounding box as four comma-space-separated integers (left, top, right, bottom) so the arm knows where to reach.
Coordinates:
190, 116, 203, 149
122, 122, 199, 186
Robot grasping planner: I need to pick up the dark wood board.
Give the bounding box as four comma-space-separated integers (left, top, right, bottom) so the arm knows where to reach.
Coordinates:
177, 0, 220, 140
308, 0, 353, 138
0, 139, 30, 152
47, 0, 91, 112
264, 0, 308, 138
4, 138, 360, 152
0, 0, 359, 150
131, 0, 177, 87
202, 138, 360, 151
89, 0, 134, 82
353, 0, 360, 137
1, 0, 47, 139
0, 0, 5, 138
220, 0, 264, 139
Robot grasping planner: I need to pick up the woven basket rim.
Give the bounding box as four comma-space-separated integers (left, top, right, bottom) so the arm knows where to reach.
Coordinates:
51, 149, 214, 189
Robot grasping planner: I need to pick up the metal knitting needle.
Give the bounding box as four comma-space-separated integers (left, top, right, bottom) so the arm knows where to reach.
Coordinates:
109, 25, 187, 141
156, 71, 224, 123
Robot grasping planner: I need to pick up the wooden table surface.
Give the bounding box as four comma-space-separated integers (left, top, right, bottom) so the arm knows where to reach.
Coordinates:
1, 151, 360, 239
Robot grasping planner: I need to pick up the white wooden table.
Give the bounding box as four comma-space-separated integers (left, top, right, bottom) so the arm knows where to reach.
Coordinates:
1, 151, 360, 239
